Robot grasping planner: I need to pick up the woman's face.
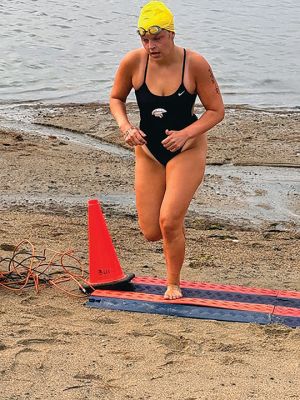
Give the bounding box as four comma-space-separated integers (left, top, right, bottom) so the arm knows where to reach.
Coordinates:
140, 30, 174, 59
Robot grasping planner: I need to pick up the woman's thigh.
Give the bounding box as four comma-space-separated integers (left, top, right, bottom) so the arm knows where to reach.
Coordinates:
161, 142, 207, 225
134, 146, 166, 239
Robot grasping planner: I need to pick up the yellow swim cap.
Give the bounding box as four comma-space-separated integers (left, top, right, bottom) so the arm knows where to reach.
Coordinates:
138, 1, 175, 33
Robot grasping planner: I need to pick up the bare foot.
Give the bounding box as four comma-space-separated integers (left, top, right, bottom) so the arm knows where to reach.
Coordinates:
164, 285, 183, 300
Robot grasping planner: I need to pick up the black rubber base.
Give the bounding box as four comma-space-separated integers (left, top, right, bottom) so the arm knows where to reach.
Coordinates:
81, 273, 135, 294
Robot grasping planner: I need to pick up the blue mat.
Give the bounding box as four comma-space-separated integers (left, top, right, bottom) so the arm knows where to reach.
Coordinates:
87, 278, 300, 327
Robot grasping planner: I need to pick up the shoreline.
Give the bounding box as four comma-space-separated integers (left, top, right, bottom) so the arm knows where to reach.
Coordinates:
1, 101, 300, 166
1, 102, 299, 232
0, 99, 299, 113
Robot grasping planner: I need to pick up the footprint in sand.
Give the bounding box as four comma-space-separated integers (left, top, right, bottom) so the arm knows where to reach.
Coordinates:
0, 342, 7, 351
11, 347, 46, 373
27, 305, 73, 318
156, 332, 190, 352
96, 316, 119, 325
220, 355, 247, 365
17, 338, 58, 346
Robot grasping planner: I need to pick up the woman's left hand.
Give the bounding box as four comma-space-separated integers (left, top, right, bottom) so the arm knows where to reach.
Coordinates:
161, 129, 188, 152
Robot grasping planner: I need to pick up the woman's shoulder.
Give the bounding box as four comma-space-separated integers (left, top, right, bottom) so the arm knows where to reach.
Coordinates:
186, 49, 209, 66
185, 49, 212, 78
120, 48, 146, 66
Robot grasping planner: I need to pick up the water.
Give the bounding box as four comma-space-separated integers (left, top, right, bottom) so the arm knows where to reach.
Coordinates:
0, 0, 299, 108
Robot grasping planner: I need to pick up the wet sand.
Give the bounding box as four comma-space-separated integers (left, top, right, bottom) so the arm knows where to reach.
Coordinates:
0, 103, 300, 399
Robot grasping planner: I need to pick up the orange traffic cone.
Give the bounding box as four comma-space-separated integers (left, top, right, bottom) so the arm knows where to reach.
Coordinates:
83, 199, 134, 293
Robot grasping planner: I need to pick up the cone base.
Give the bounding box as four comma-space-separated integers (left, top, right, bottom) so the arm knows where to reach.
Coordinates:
81, 273, 135, 294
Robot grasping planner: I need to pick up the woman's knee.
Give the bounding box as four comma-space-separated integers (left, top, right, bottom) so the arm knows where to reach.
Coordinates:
159, 213, 183, 239
139, 220, 162, 242
143, 229, 162, 242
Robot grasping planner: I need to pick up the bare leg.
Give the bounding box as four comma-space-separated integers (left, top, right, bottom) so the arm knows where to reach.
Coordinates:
135, 138, 206, 300
161, 144, 207, 299
134, 146, 166, 241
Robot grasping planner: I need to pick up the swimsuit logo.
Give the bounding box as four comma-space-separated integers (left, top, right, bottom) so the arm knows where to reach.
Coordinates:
178, 90, 185, 96
152, 108, 167, 118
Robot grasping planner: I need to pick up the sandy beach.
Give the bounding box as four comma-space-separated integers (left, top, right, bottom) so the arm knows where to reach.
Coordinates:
0, 103, 299, 399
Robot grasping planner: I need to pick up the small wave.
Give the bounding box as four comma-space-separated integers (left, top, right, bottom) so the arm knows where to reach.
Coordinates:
85, 15, 104, 21
50, 24, 72, 29
223, 90, 298, 96
259, 79, 281, 86
224, 104, 300, 113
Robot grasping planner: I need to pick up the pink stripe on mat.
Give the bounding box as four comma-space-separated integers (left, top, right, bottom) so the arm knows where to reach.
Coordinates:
91, 289, 275, 314
132, 277, 300, 299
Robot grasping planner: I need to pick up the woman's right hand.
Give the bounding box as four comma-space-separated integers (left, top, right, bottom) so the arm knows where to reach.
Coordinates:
123, 126, 147, 146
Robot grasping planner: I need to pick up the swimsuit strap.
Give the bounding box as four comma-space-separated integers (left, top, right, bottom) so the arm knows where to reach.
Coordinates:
143, 55, 150, 83
143, 48, 186, 84
181, 48, 186, 84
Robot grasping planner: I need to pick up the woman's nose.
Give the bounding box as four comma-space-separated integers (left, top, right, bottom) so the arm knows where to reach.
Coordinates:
149, 40, 156, 50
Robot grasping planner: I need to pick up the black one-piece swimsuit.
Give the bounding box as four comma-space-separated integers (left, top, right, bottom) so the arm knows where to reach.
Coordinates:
135, 48, 198, 166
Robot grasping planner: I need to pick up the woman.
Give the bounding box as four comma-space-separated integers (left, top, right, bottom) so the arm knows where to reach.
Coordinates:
110, 1, 224, 299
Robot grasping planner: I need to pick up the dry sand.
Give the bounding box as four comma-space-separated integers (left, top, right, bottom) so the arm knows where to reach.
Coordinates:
0, 103, 300, 399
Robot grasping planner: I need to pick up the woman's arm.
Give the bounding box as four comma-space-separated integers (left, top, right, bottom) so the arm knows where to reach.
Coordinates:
110, 52, 146, 146
183, 53, 225, 138
110, 54, 133, 133
162, 53, 224, 152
